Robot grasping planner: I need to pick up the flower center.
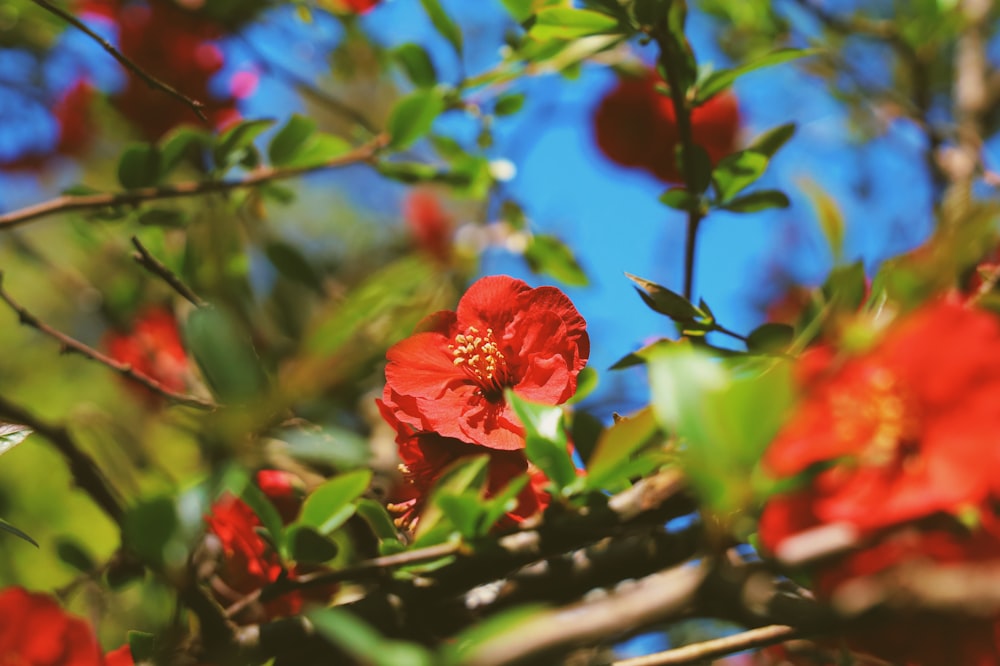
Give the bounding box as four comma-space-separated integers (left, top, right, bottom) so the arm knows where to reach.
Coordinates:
450, 326, 507, 396
833, 366, 921, 468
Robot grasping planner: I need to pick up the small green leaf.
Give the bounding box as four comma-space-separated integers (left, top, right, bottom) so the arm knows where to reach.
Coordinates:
494, 92, 526, 116
413, 455, 489, 546
56, 538, 94, 571
265, 240, 324, 293
118, 144, 161, 189
297, 469, 372, 536
288, 525, 340, 564
712, 150, 769, 203
748, 122, 796, 158
531, 7, 620, 40
499, 0, 533, 22
584, 406, 662, 491
240, 481, 286, 551
610, 338, 674, 369
444, 605, 549, 665
803, 180, 845, 262
394, 43, 438, 88
0, 518, 37, 547
719, 189, 790, 213
213, 119, 275, 170
183, 306, 269, 403
695, 48, 817, 104
137, 208, 187, 228
507, 390, 577, 493
746, 323, 795, 354
281, 133, 352, 169
419, 0, 463, 56
436, 492, 486, 539
567, 366, 598, 405
268, 114, 317, 167
127, 632, 156, 664
122, 496, 181, 568
0, 423, 31, 456
659, 187, 700, 211
523, 234, 588, 287
158, 126, 210, 178
356, 498, 402, 544
626, 273, 703, 323
387, 89, 446, 151
309, 608, 435, 666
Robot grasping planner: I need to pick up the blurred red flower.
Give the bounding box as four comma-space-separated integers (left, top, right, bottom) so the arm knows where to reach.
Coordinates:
103, 645, 134, 666
339, 0, 381, 13
593, 69, 740, 183
103, 307, 190, 402
761, 300, 1000, 537
0, 587, 103, 666
403, 189, 454, 263
255, 469, 305, 524
380, 275, 589, 450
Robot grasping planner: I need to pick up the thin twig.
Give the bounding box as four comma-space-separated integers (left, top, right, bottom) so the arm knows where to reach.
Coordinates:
0, 134, 389, 230
0, 394, 125, 524
0, 273, 217, 410
224, 541, 462, 619
30, 0, 207, 122
610, 624, 799, 666
131, 236, 205, 307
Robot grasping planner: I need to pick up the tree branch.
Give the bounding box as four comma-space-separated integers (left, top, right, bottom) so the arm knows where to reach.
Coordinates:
131, 236, 206, 307
30, 0, 207, 122
0, 274, 217, 410
610, 624, 799, 666
0, 134, 389, 230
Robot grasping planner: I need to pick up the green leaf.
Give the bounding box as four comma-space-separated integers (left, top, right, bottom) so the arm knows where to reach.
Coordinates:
356, 498, 403, 546
394, 43, 438, 88
443, 605, 549, 665
288, 525, 340, 564
626, 273, 703, 323
281, 133, 352, 169
494, 92, 526, 116
240, 481, 286, 551
137, 208, 187, 228
419, 0, 463, 56
265, 240, 324, 293
506, 390, 577, 493
695, 48, 817, 104
531, 7, 619, 40
309, 608, 435, 666
584, 406, 662, 491
0, 518, 37, 547
648, 344, 793, 520
803, 180, 845, 262
158, 126, 210, 178
659, 187, 700, 211
610, 338, 675, 369
117, 143, 161, 190
56, 537, 94, 571
478, 475, 530, 533
127, 631, 155, 664
748, 122, 796, 158
296, 469, 372, 536
182, 306, 269, 403
719, 189, 790, 213
523, 234, 588, 286
213, 118, 275, 170
0, 423, 31, 456
268, 114, 317, 167
746, 323, 795, 354
499, 0, 533, 22
386, 89, 446, 150
567, 366, 598, 405
413, 455, 489, 546
712, 150, 769, 203
436, 492, 487, 539
122, 496, 182, 568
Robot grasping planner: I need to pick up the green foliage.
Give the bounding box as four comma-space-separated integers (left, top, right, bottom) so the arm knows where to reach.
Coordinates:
183, 306, 269, 403
695, 48, 817, 104
530, 7, 621, 40
309, 608, 435, 666
387, 89, 447, 150
582, 406, 667, 492
213, 118, 275, 171
506, 390, 577, 494
419, 0, 463, 58
295, 469, 372, 536
117, 144, 161, 189
394, 43, 438, 88
523, 233, 589, 286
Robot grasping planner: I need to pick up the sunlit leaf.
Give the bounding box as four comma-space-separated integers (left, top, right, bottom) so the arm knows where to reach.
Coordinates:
695, 48, 818, 104
387, 89, 446, 150
531, 7, 620, 40
0, 423, 31, 456
296, 469, 372, 536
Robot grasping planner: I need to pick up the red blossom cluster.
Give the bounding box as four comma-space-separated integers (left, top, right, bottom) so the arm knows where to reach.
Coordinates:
103, 306, 191, 405
378, 275, 589, 527
403, 189, 455, 264
81, 0, 247, 140
204, 469, 332, 623
0, 587, 111, 665
331, 0, 381, 13
760, 299, 1000, 665
593, 68, 740, 184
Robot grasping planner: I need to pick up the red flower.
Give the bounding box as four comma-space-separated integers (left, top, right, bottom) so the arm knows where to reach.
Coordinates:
255, 469, 305, 524
593, 69, 740, 183
0, 587, 102, 666
104, 646, 134, 666
403, 189, 454, 263
54, 80, 95, 156
103, 307, 190, 402
380, 275, 589, 451
333, 0, 381, 13
761, 300, 1000, 538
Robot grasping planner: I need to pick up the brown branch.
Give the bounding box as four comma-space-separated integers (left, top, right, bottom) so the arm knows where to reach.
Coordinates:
131, 236, 205, 307
0, 273, 217, 410
0, 134, 389, 230
29, 0, 207, 122
0, 394, 125, 523
610, 624, 799, 666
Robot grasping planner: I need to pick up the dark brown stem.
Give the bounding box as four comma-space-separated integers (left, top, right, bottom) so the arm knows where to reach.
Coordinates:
0, 395, 125, 524
29, 0, 208, 122
0, 134, 388, 230
610, 624, 799, 666
131, 236, 206, 307
0, 273, 217, 410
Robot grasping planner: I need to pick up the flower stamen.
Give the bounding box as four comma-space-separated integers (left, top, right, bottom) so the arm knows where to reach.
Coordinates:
449, 326, 507, 392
